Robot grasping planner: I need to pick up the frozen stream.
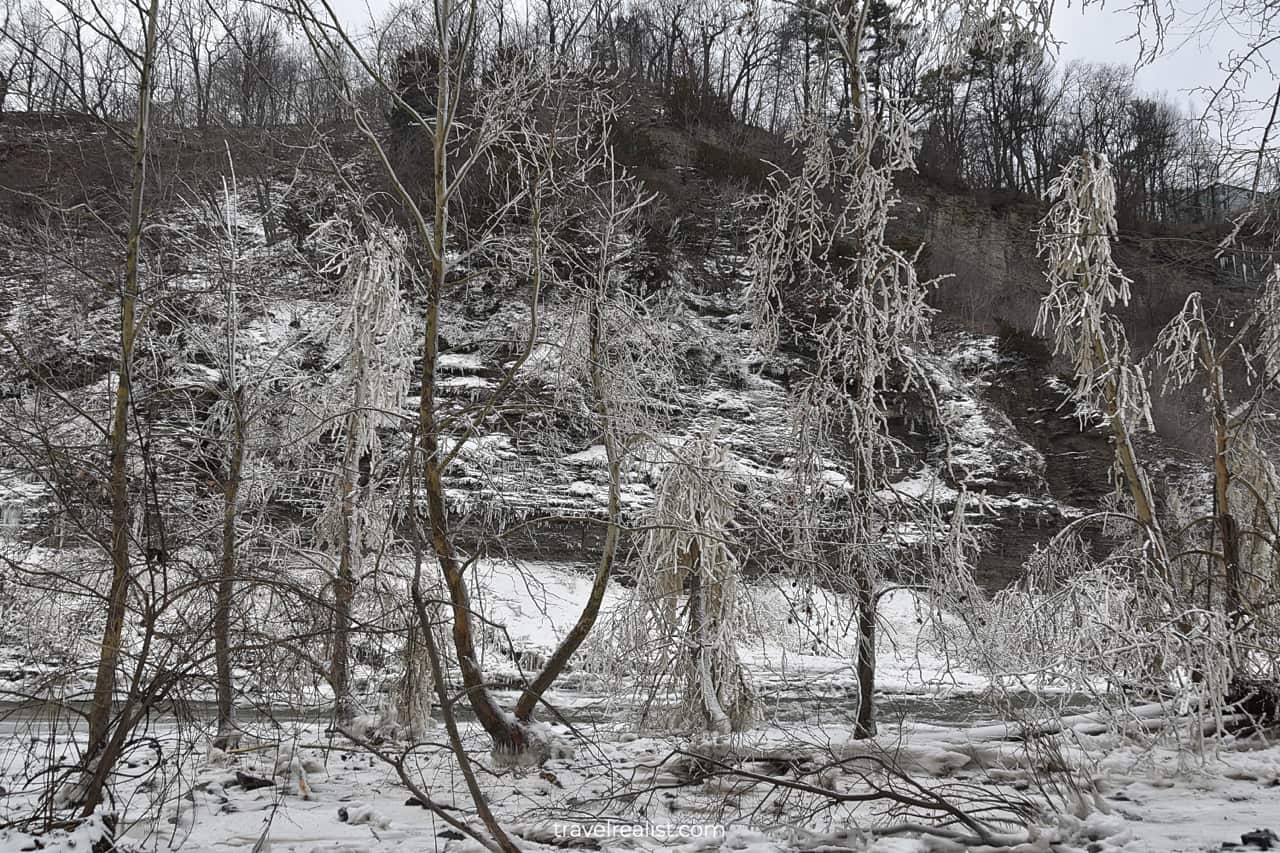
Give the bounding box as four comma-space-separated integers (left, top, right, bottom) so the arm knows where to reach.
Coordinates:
0, 688, 1095, 739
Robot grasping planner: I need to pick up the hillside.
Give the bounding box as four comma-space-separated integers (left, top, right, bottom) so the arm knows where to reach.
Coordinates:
2, 103, 1278, 853
2, 104, 1250, 589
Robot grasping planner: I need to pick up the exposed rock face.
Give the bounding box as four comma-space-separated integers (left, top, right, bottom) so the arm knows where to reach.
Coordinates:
899, 181, 1259, 351
900, 186, 1047, 336
0, 130, 1236, 595
425, 286, 1117, 591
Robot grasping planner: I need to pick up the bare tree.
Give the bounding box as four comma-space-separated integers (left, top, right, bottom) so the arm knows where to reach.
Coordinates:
282, 0, 677, 762
81, 0, 162, 815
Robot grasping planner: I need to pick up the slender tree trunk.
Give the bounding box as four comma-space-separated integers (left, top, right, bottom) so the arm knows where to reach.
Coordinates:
1203, 339, 1242, 620
420, 294, 520, 748
407, 499, 522, 853
853, 565, 877, 739
213, 395, 245, 748
1093, 336, 1168, 569
700, 36, 712, 105
332, 407, 360, 725
79, 0, 162, 821
842, 1, 877, 741
416, 16, 524, 751
86, 0, 161, 771
768, 50, 781, 134
664, 16, 680, 95
544, 0, 556, 50
685, 537, 732, 733
254, 177, 277, 245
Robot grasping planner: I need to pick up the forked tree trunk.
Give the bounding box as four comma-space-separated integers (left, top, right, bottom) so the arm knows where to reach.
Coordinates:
419, 199, 522, 750
407, 536, 522, 853
411, 11, 539, 755
419, 337, 521, 751
378, 0, 631, 757
513, 296, 621, 722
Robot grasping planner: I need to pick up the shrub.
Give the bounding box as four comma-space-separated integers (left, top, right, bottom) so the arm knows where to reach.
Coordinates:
693, 141, 769, 187
665, 76, 734, 129
609, 123, 664, 170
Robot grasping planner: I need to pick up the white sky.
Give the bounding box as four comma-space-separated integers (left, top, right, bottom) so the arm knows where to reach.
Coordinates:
1054, 3, 1273, 119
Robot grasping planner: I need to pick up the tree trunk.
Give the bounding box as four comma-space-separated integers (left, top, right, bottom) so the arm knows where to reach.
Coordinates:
83, 0, 161, 813
664, 15, 681, 95
331, 409, 360, 725
254, 177, 277, 245
1205, 346, 1242, 622
395, 616, 432, 738
419, 310, 523, 750
418, 46, 524, 748
1094, 336, 1169, 570
685, 541, 732, 734
853, 570, 877, 739
408, 537, 522, 853
213, 394, 245, 748
514, 296, 621, 721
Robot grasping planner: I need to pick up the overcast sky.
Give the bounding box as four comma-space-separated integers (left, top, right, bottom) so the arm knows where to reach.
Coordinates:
1054, 3, 1272, 117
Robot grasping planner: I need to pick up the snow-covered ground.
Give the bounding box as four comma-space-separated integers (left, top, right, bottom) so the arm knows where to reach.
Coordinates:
2, 189, 1272, 853
4, 693, 1277, 852
1, 560, 1276, 853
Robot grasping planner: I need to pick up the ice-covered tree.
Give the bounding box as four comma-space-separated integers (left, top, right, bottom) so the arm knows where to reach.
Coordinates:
289, 0, 673, 768
1150, 275, 1280, 666
1035, 151, 1169, 571
973, 152, 1184, 718
747, 42, 960, 737
604, 437, 755, 733
972, 157, 1280, 728
503, 134, 669, 730
307, 216, 416, 725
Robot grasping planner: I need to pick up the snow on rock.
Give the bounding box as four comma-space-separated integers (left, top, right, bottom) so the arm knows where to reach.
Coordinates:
0, 808, 113, 853
566, 480, 601, 499
440, 374, 496, 392
339, 804, 392, 829
878, 464, 959, 504
0, 469, 47, 537
928, 333, 1048, 496
438, 351, 488, 373
564, 445, 610, 466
